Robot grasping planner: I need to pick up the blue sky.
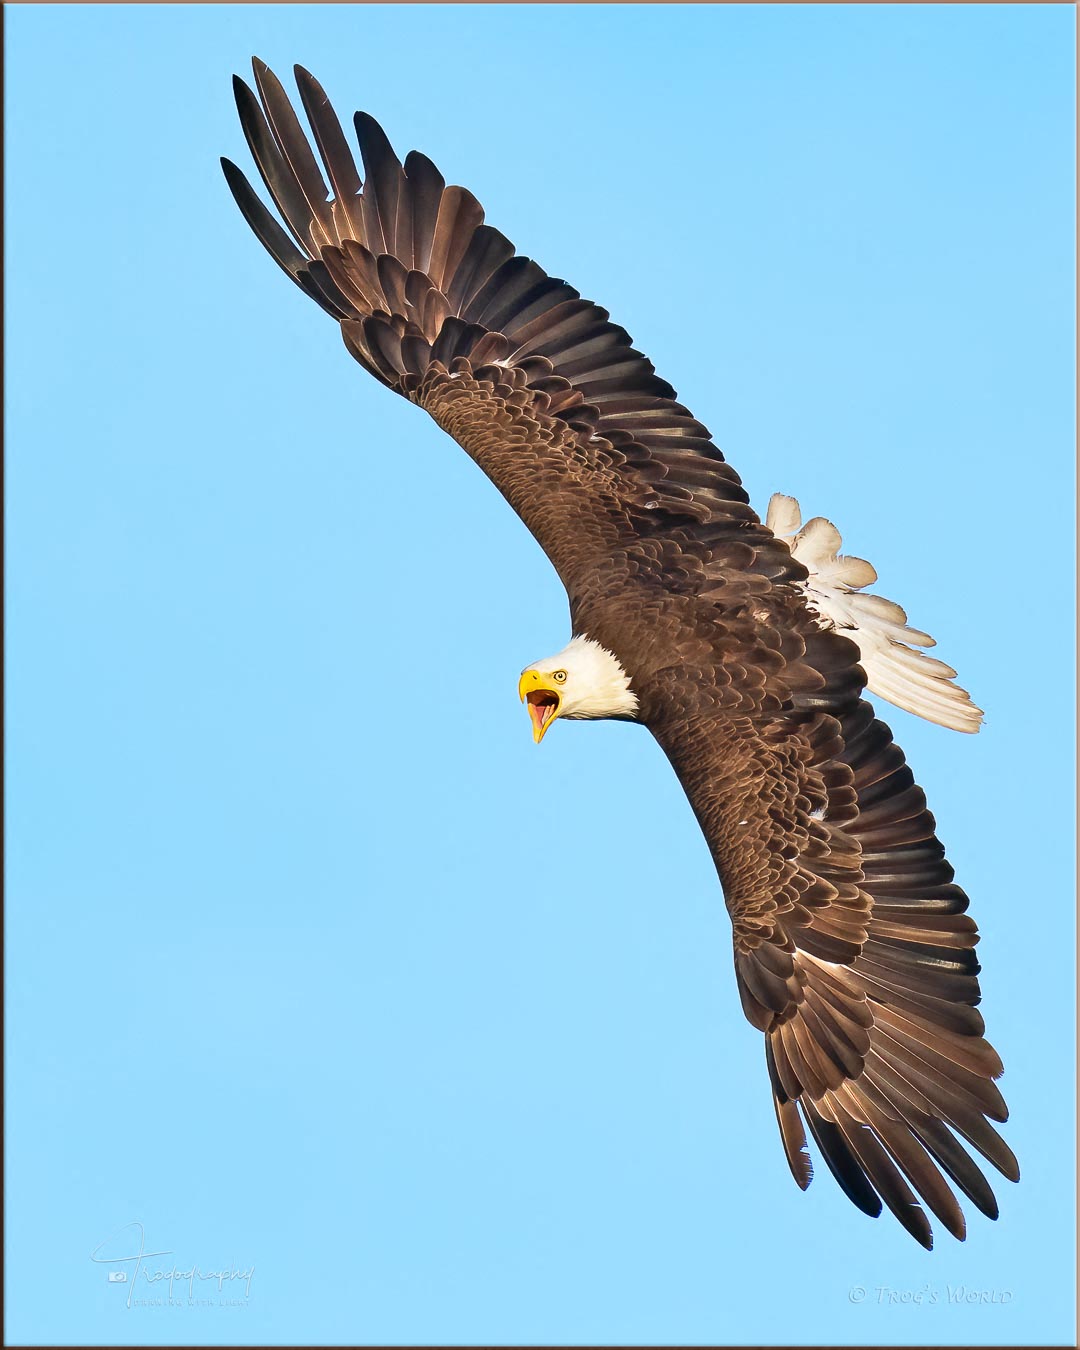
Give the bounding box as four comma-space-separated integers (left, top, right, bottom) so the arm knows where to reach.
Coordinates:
5, 4, 1075, 1345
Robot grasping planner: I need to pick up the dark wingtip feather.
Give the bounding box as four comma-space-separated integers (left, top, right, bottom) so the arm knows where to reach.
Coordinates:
292, 64, 330, 118
801, 1105, 883, 1218
353, 109, 403, 178
910, 1116, 1002, 1221
232, 73, 256, 118
220, 155, 301, 267
221, 156, 353, 320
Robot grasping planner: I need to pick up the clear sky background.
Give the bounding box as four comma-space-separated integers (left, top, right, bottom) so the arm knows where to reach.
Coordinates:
5, 4, 1075, 1346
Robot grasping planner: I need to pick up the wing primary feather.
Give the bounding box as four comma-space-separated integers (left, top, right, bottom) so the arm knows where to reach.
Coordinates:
220, 159, 354, 320
353, 110, 407, 261
907, 1116, 1002, 1220
403, 149, 446, 277
251, 59, 333, 246
800, 1100, 883, 1218
831, 1104, 934, 1249
292, 64, 365, 238
232, 74, 317, 254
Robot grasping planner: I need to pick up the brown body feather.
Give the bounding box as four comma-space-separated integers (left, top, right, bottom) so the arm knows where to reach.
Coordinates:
223, 61, 1016, 1247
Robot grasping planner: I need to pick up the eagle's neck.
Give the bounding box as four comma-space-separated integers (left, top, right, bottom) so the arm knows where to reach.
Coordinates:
556, 635, 640, 720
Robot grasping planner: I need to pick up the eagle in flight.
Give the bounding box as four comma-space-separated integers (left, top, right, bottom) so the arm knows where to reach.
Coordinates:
223, 61, 1016, 1247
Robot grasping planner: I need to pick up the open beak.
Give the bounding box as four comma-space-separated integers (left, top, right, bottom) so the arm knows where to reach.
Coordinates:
518, 671, 561, 744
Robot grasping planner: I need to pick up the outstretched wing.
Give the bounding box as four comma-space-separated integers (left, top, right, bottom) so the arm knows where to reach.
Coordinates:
650, 664, 1016, 1249
222, 60, 805, 605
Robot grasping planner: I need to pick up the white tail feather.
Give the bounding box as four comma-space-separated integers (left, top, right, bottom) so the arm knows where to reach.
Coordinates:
766, 493, 983, 733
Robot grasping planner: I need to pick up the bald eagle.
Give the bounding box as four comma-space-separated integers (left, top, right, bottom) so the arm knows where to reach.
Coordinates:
223, 61, 1015, 1247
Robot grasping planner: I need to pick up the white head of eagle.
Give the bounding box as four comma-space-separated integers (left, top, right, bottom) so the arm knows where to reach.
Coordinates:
518, 635, 640, 743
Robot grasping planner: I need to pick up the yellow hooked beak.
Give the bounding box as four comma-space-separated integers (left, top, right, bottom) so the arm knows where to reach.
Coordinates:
518, 670, 562, 744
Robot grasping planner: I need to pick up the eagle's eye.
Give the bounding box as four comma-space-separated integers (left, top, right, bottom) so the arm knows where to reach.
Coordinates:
553, 670, 567, 683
